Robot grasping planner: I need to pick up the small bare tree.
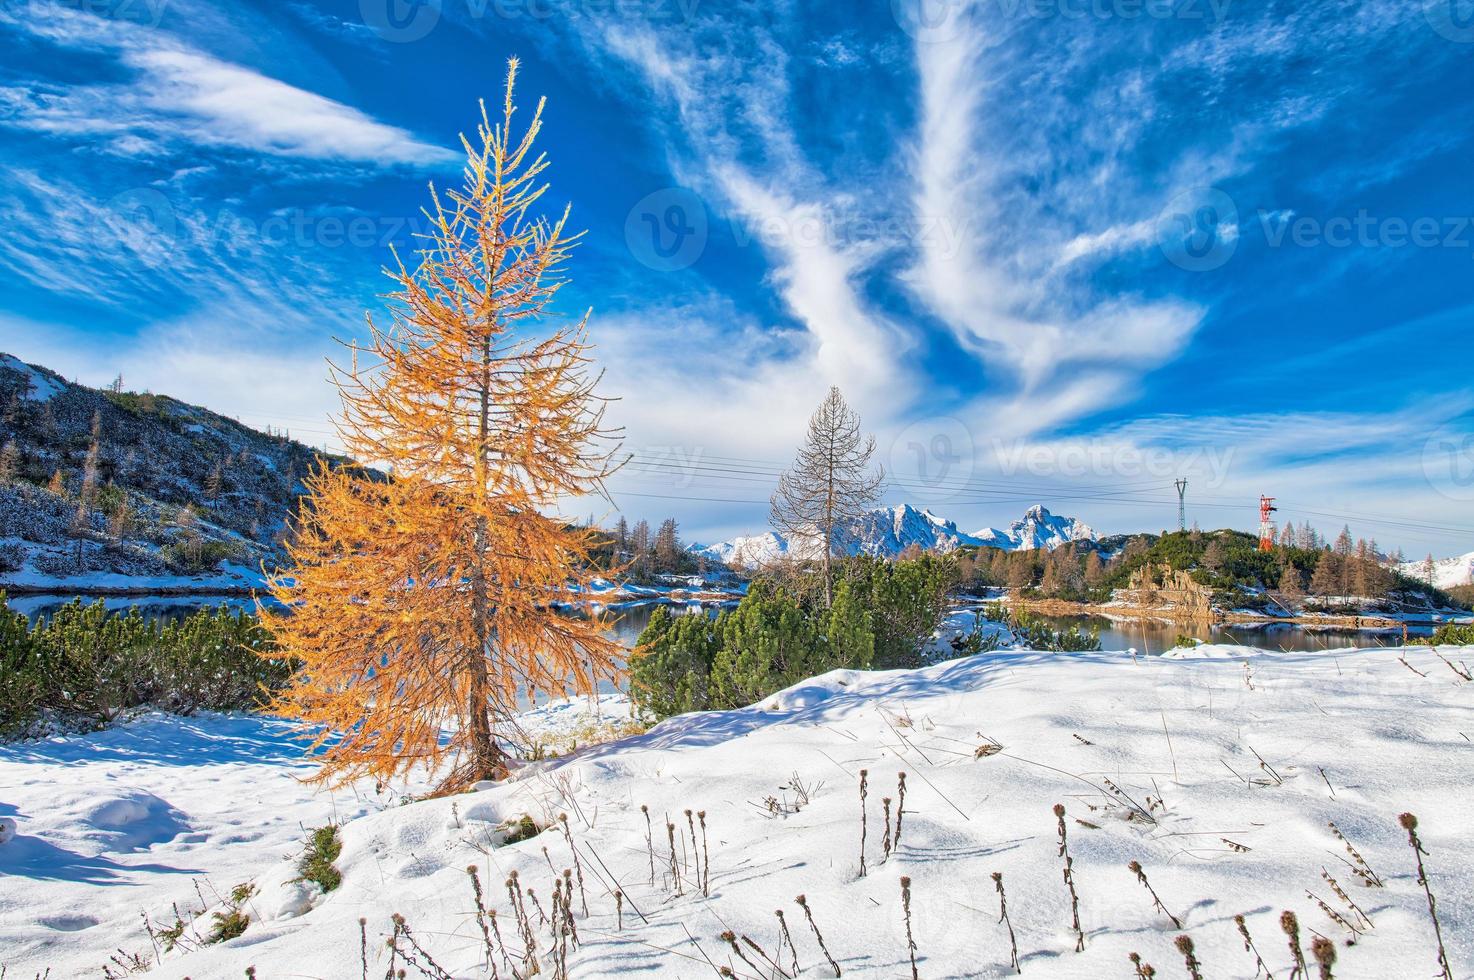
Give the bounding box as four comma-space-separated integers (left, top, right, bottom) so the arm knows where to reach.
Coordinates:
770, 386, 884, 606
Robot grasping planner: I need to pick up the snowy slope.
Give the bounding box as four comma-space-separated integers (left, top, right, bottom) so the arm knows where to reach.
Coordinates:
698, 504, 1092, 568
1399, 550, 1474, 589
0, 351, 347, 591
4, 645, 1471, 978
0, 353, 63, 402
972, 503, 1097, 551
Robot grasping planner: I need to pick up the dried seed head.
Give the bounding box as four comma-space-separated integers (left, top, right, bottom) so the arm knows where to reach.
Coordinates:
509, 869, 519, 881
1129, 860, 1143, 874
900, 876, 911, 887
796, 894, 808, 906
990, 872, 1002, 883
1311, 937, 1336, 966
1280, 910, 1299, 934
1053, 803, 1066, 818
684, 808, 692, 817
721, 930, 736, 943
1398, 812, 1418, 831
698, 810, 706, 819
1174, 935, 1194, 955
1234, 914, 1245, 926
558, 813, 568, 823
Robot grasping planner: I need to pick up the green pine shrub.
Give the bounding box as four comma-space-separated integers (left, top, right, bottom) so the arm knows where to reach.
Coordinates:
293, 825, 343, 894
0, 592, 293, 736
1431, 622, 1474, 645
630, 555, 954, 721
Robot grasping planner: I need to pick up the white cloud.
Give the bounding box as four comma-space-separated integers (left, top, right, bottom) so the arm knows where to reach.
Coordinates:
0, 4, 452, 167
0, 313, 344, 451
589, 19, 917, 422
906, 7, 1202, 404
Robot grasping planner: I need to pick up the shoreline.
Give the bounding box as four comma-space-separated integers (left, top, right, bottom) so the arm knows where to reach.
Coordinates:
1004, 595, 1458, 632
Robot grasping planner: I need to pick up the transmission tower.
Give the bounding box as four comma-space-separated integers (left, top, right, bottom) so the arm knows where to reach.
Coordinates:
1174, 478, 1188, 532
1258, 495, 1278, 552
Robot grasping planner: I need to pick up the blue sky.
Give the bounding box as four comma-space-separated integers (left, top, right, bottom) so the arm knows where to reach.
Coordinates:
2, 0, 1473, 554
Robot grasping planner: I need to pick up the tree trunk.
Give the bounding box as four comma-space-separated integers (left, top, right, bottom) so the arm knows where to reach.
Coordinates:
465, 330, 502, 782
823, 453, 836, 608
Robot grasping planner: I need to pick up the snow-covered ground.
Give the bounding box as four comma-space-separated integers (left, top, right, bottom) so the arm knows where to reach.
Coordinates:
3, 645, 1472, 978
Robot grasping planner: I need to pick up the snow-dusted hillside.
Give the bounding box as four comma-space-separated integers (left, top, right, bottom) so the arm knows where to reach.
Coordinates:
698, 504, 1094, 568
4, 644, 1470, 978
0, 352, 348, 591
1400, 550, 1474, 590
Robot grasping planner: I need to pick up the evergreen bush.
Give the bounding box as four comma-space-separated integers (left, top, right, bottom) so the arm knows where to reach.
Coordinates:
629, 556, 952, 720
0, 593, 291, 736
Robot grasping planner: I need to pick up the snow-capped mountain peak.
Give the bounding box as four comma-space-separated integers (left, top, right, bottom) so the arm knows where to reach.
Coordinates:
1398, 550, 1474, 590
694, 503, 1094, 568
971, 504, 1096, 552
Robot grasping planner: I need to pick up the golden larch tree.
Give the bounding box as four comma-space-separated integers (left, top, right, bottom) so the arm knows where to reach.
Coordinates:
264, 59, 622, 791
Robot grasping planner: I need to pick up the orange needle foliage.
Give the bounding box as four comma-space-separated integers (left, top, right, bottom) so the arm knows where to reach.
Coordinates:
263, 59, 623, 792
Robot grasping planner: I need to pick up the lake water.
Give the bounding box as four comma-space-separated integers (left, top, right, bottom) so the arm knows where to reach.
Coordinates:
1017, 611, 1422, 654
9, 594, 1421, 656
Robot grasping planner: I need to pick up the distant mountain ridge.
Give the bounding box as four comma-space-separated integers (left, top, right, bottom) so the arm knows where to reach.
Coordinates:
694, 503, 1097, 568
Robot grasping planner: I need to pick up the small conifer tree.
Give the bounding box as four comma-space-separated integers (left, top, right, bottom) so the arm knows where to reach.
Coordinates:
264, 60, 622, 791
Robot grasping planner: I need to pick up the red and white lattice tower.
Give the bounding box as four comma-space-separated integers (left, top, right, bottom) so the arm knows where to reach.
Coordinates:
1258, 495, 1278, 552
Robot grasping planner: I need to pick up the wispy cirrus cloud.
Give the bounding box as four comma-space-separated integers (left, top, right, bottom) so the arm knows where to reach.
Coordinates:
586, 14, 919, 419
0, 3, 452, 167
